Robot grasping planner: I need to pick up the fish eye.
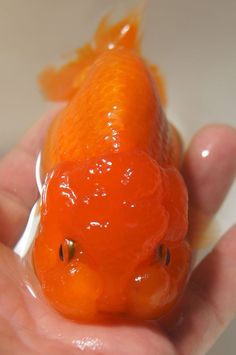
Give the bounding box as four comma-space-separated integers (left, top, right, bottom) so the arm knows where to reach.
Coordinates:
59, 238, 75, 262
156, 244, 171, 266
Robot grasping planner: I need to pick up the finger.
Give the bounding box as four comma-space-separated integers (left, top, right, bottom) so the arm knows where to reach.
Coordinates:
0, 104, 64, 247
182, 125, 236, 248
182, 124, 236, 215
169, 224, 236, 355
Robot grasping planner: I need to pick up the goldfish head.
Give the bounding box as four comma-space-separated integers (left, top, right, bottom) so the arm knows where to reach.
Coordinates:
33, 150, 190, 321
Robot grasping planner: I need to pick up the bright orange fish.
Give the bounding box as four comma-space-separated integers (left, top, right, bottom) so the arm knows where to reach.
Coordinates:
33, 10, 191, 321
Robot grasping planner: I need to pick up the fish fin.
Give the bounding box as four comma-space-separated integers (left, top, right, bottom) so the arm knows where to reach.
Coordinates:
187, 207, 219, 250
148, 64, 167, 107
94, 9, 142, 53
38, 2, 166, 105
38, 43, 96, 101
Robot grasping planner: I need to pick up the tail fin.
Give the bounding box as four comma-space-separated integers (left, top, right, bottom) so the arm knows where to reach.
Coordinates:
94, 10, 141, 53
39, 8, 143, 102
39, 4, 166, 107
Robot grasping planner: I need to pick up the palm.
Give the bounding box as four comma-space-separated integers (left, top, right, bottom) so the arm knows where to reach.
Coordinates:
0, 111, 235, 355
0, 249, 176, 354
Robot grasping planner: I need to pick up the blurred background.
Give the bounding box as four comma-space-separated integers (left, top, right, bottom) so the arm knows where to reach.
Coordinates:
0, 0, 235, 353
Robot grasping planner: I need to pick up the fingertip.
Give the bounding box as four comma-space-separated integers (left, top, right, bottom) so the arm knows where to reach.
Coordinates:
183, 124, 236, 215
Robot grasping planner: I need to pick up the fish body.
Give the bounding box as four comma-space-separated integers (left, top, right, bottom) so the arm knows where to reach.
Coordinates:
33, 11, 191, 321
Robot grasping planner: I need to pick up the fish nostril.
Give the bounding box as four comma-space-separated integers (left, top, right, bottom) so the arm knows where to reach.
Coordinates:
156, 244, 171, 266
59, 238, 75, 262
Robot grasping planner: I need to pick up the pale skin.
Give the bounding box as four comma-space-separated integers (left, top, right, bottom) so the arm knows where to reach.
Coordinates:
0, 108, 235, 355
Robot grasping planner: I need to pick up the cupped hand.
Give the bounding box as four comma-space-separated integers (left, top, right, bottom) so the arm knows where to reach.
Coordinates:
0, 109, 235, 355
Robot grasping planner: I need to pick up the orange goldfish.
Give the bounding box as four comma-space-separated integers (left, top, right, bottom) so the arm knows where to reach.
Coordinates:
33, 10, 191, 321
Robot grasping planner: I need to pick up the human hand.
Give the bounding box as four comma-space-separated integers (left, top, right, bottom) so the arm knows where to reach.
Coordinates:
0, 109, 235, 355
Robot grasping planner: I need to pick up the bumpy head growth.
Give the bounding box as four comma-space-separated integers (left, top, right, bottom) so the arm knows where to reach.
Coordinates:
33, 150, 190, 320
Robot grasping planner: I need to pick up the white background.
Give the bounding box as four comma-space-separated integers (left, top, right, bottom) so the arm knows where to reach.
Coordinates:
0, 0, 235, 353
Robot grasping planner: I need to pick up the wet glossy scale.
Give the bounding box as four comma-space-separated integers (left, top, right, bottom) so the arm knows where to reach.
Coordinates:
20, 9, 191, 322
